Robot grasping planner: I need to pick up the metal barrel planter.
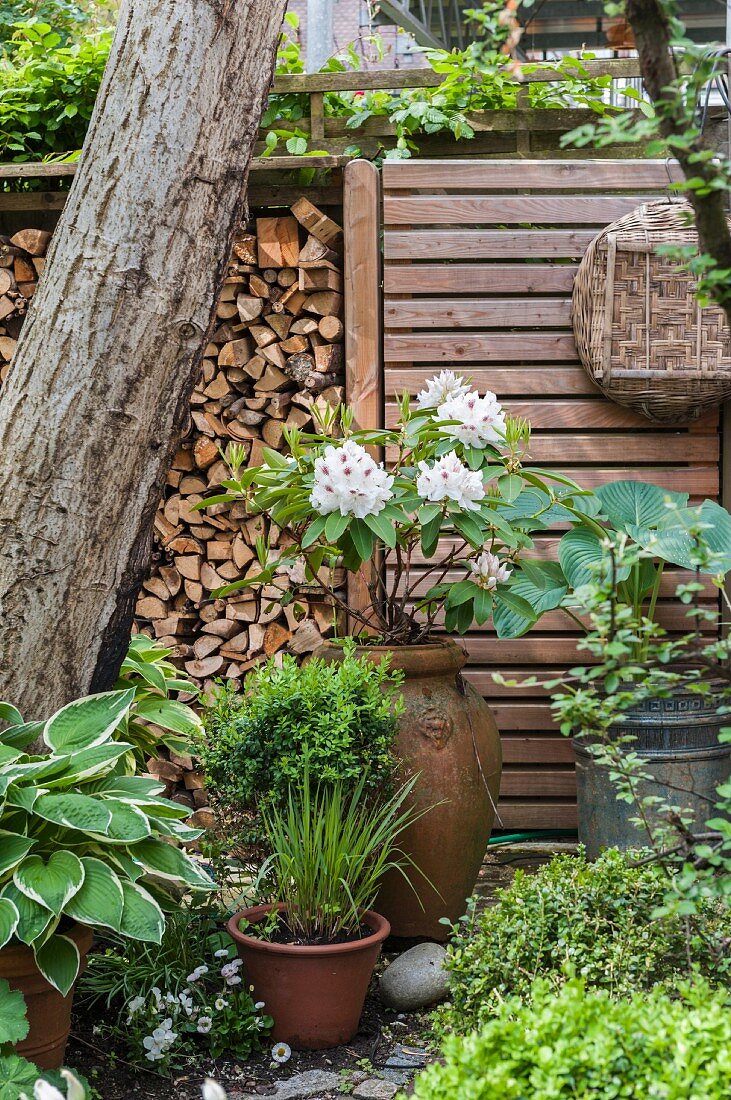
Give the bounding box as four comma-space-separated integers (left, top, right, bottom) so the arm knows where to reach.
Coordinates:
575, 686, 731, 858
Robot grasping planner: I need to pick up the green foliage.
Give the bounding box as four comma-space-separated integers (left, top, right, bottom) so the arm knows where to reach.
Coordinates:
80, 903, 271, 1073
253, 768, 426, 941
0, 20, 111, 162
435, 848, 730, 1038
0, 2, 114, 50
0, 689, 212, 995
0, 978, 28, 1047
115, 633, 203, 764
0, 979, 90, 1098
414, 978, 731, 1099
199, 642, 403, 837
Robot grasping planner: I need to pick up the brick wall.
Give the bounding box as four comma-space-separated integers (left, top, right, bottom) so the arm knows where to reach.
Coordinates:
287, 0, 425, 68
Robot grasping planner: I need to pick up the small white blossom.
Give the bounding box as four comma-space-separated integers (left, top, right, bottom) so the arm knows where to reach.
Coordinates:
225, 974, 242, 987
254, 1001, 265, 1010
186, 965, 209, 983
220, 959, 242, 980
416, 370, 471, 410
33, 1084, 64, 1100
127, 994, 146, 1016
310, 440, 394, 519
468, 551, 512, 591
202, 1081, 228, 1100
214, 996, 229, 1011
59, 1072, 86, 1100
179, 991, 194, 1015
416, 452, 485, 511
438, 390, 506, 448
214, 948, 230, 959
197, 1015, 213, 1034
272, 1041, 292, 1064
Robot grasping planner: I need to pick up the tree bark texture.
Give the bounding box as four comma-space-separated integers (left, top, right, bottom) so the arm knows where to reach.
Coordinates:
626, 0, 731, 325
0, 0, 288, 715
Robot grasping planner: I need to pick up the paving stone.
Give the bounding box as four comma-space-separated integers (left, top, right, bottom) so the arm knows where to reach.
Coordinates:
242, 1070, 340, 1100
380, 1069, 411, 1086
384, 1044, 428, 1070
352, 1081, 399, 1100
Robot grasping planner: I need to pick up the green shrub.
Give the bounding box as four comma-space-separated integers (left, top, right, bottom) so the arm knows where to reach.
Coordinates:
436, 848, 730, 1036
413, 979, 731, 1099
199, 642, 403, 847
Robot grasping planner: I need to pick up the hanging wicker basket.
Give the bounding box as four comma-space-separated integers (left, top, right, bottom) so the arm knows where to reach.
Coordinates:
572, 200, 731, 423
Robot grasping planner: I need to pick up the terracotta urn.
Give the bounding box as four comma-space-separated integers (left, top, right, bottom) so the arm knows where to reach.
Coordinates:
317, 640, 502, 940
0, 923, 94, 1070
228, 905, 389, 1049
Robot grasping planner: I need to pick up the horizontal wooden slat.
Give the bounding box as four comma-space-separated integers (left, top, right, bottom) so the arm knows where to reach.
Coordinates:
493, 800, 578, 829
385, 398, 719, 431
500, 768, 576, 797
383, 194, 655, 226
386, 433, 718, 463
501, 736, 574, 764
402, 604, 716, 633
384, 264, 579, 295
384, 297, 571, 329
466, 668, 561, 696
385, 229, 598, 260
491, 704, 556, 731
384, 464, 719, 495
384, 332, 578, 361
385, 366, 601, 395
382, 159, 683, 191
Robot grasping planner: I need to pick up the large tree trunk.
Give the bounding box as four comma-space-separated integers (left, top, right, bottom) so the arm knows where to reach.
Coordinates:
0, 0, 288, 715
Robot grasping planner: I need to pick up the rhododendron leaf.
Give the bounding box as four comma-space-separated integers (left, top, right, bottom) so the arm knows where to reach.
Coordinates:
498, 474, 523, 502
364, 512, 397, 548
325, 512, 350, 541
350, 518, 375, 562
421, 513, 442, 558
0, 898, 19, 950
302, 515, 328, 548
455, 600, 475, 634
453, 513, 484, 548
14, 852, 84, 915
35, 933, 80, 996
474, 587, 494, 625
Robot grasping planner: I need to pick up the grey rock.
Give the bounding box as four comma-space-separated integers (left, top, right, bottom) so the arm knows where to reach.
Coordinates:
352, 1082, 399, 1100
242, 1070, 340, 1100
379, 943, 449, 1011
380, 1069, 412, 1086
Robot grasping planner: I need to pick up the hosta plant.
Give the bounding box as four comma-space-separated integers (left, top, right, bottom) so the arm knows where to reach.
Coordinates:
196, 372, 595, 645
0, 689, 212, 996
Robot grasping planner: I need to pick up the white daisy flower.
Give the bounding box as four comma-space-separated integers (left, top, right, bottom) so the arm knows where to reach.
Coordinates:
272, 1041, 292, 1064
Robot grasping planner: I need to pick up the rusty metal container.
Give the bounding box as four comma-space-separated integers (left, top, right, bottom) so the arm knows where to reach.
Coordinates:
317, 640, 502, 940
575, 687, 731, 859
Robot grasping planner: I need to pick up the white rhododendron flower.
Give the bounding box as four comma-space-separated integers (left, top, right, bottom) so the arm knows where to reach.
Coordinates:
468, 551, 512, 590
310, 440, 393, 519
272, 1041, 292, 1064
438, 390, 506, 448
416, 452, 486, 511
416, 370, 471, 410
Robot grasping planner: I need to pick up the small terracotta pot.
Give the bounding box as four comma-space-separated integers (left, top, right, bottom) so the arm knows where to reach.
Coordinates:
227, 905, 389, 1050
318, 640, 502, 940
0, 923, 94, 1070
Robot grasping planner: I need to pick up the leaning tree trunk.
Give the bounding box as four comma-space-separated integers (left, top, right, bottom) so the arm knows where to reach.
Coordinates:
0, 0, 288, 715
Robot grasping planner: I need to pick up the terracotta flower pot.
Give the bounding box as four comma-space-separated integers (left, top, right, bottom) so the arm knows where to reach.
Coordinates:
317, 640, 502, 940
0, 923, 94, 1070
227, 905, 389, 1050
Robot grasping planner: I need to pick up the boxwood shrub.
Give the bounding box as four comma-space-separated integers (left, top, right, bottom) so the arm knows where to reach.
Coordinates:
414, 979, 731, 1099
436, 848, 730, 1036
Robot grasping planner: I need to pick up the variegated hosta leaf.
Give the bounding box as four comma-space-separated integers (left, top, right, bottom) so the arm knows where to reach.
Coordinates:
64, 857, 124, 932
87, 799, 151, 844
43, 688, 136, 754
0, 883, 53, 946
89, 776, 166, 799
131, 837, 213, 889
42, 741, 134, 788
35, 933, 80, 996
119, 880, 164, 943
0, 830, 35, 879
14, 851, 85, 915
33, 792, 112, 834
0, 898, 19, 949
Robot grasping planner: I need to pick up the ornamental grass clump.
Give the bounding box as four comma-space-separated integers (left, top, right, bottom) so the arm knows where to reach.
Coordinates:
196, 371, 595, 645
252, 770, 427, 944
435, 848, 730, 1037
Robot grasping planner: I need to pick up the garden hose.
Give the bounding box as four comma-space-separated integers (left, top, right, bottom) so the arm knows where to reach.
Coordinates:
487, 829, 577, 845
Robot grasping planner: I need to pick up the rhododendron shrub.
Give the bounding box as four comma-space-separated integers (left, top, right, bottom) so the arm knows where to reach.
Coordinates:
194, 374, 594, 644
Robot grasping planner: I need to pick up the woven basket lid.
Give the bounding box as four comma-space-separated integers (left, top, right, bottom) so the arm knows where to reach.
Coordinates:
572, 199, 731, 423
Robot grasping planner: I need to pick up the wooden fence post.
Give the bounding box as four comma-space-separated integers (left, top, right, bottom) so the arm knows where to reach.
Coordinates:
344, 159, 382, 626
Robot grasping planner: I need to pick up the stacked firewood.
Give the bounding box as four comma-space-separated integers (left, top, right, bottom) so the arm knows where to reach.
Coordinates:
0, 200, 347, 810
0, 228, 51, 380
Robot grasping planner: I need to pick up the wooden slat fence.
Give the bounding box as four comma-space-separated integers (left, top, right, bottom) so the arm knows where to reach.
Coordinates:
369, 157, 723, 830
